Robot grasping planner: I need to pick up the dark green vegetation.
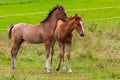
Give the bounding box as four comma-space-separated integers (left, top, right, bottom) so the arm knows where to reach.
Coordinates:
0, 0, 120, 80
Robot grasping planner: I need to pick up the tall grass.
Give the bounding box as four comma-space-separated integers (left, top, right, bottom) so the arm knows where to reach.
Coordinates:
0, 19, 120, 79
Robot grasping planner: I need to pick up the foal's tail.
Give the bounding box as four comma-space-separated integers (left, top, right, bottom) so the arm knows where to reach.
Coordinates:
8, 24, 14, 39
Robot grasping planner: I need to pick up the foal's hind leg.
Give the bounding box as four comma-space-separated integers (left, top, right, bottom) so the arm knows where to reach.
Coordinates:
62, 44, 66, 70
11, 40, 23, 72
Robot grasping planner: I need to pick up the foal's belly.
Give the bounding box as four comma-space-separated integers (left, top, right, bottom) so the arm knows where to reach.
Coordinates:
23, 36, 44, 44
23, 32, 44, 44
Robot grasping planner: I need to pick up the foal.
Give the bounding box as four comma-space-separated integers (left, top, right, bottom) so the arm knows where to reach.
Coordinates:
54, 14, 84, 72
8, 5, 68, 73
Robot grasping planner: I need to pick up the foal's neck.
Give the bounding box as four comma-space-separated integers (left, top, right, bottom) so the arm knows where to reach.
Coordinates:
65, 20, 74, 35
43, 14, 58, 31
49, 15, 58, 30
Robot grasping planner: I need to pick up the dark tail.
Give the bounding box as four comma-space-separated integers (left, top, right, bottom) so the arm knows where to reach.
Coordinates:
8, 24, 14, 39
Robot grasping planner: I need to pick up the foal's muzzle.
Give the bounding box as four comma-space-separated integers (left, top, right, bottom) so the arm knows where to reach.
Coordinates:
80, 32, 84, 37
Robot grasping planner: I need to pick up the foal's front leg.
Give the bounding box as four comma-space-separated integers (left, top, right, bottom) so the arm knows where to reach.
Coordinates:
56, 42, 64, 71
67, 44, 72, 72
50, 40, 55, 70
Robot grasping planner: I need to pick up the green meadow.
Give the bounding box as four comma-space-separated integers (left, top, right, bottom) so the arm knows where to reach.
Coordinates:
0, 0, 120, 80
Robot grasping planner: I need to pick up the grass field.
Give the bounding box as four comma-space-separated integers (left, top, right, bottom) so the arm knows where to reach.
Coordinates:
0, 0, 120, 80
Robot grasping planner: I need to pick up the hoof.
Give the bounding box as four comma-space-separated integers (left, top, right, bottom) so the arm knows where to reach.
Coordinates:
12, 67, 16, 72
56, 68, 59, 71
47, 69, 51, 73
68, 69, 72, 73
45, 67, 51, 73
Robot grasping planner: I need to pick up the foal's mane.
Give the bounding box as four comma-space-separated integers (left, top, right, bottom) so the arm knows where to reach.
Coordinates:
68, 15, 82, 21
41, 5, 64, 23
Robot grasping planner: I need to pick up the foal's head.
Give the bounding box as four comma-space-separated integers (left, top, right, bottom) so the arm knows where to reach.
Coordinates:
56, 5, 68, 21
70, 14, 84, 37
41, 5, 68, 23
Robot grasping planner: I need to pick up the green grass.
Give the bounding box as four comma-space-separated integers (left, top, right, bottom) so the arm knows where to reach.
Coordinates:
0, 0, 120, 28
0, 0, 120, 80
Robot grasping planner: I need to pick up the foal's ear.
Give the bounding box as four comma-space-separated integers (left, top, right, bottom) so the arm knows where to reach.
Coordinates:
74, 14, 80, 20
75, 14, 78, 17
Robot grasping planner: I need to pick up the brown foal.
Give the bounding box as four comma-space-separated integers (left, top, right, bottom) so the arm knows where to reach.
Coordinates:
54, 14, 84, 72
8, 5, 68, 73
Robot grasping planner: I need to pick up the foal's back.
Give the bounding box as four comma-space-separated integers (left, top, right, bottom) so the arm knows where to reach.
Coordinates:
12, 23, 54, 43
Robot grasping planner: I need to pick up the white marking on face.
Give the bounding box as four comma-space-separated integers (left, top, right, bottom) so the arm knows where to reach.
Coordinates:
80, 21, 84, 32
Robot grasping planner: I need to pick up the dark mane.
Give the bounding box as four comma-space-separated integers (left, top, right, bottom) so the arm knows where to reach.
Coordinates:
41, 5, 64, 23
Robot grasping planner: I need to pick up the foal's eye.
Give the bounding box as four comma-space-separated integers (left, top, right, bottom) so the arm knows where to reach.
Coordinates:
64, 13, 66, 16
77, 23, 80, 26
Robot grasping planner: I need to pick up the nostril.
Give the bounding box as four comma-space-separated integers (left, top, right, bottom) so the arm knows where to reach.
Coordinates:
80, 32, 84, 37
80, 33, 84, 37
83, 34, 84, 36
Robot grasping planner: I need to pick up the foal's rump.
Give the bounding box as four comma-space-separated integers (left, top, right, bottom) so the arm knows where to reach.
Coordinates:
8, 23, 26, 40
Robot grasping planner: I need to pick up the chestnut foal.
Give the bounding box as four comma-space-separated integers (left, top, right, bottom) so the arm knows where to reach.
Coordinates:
54, 14, 84, 72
